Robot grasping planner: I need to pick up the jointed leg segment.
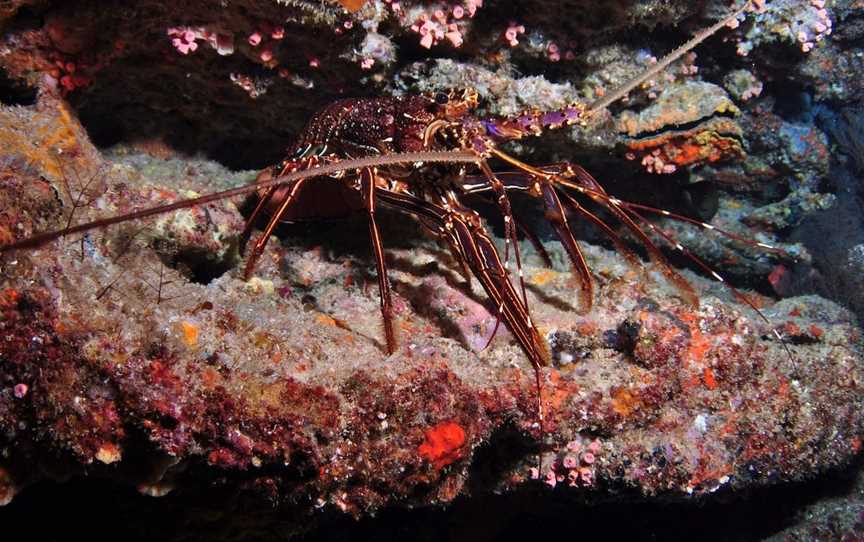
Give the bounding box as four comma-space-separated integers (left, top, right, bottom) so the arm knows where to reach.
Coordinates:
360, 168, 397, 355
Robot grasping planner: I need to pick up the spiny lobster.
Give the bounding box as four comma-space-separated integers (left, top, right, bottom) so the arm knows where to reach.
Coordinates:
0, 1, 789, 426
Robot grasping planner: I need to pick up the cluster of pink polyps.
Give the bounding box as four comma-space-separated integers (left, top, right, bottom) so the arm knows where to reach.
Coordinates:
735, 0, 831, 56
167, 26, 235, 56
47, 59, 91, 93
503, 22, 525, 47
247, 24, 286, 64
531, 439, 602, 489
401, 0, 483, 49
638, 149, 678, 175
799, 0, 832, 52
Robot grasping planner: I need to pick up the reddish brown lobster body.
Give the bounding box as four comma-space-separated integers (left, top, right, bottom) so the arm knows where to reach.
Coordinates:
250, 95, 443, 223
245, 90, 555, 375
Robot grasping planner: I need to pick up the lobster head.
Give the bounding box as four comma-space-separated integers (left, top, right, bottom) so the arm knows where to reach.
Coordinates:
427, 88, 479, 122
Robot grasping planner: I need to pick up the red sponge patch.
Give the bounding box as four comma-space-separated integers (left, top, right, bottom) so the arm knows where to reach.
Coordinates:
418, 421, 466, 469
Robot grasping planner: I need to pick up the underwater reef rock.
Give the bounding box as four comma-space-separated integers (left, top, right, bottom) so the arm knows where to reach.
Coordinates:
1, 0, 864, 538
618, 81, 745, 173
0, 100, 863, 519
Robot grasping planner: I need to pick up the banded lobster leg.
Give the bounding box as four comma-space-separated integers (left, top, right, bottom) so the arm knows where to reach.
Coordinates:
375, 186, 551, 422
467, 158, 595, 313
240, 155, 331, 280
464, 189, 554, 269
460, 155, 795, 336
375, 189, 550, 365
240, 162, 539, 363
463, 167, 648, 277
546, 163, 796, 358
461, 162, 616, 313
359, 167, 397, 355
467, 158, 536, 349
241, 160, 400, 355
474, 160, 530, 306
484, 149, 700, 307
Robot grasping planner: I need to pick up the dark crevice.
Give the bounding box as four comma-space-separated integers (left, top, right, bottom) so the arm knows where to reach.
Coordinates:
771, 87, 816, 124
766, 101, 864, 319
604, 320, 641, 355
0, 68, 37, 105
161, 246, 239, 285
627, 110, 740, 141
466, 424, 539, 493
1, 454, 843, 542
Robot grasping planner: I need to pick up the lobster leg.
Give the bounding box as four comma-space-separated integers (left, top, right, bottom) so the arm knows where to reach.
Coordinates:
468, 161, 596, 312
242, 176, 311, 280
514, 214, 554, 269
537, 181, 595, 313
444, 191, 548, 366
241, 157, 330, 279
474, 170, 645, 267
465, 158, 792, 361
556, 190, 647, 274
475, 160, 529, 305
241, 157, 316, 254
448, 207, 550, 427
240, 183, 278, 256
375, 188, 550, 371
545, 163, 699, 307
377, 187, 551, 446
465, 184, 557, 270
471, 162, 522, 346
242, 165, 399, 356
464, 172, 646, 276
360, 168, 397, 355
455, 214, 547, 363
487, 150, 700, 307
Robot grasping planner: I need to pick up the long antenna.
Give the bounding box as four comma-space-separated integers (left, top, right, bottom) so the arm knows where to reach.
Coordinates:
1, 150, 481, 252
587, 1, 752, 114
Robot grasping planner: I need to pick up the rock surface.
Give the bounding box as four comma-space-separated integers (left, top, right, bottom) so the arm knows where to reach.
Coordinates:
0, 0, 863, 540
1, 105, 862, 515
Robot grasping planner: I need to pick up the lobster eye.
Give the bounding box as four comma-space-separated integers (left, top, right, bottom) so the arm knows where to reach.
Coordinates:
289, 143, 313, 160
434, 92, 450, 105
309, 143, 329, 156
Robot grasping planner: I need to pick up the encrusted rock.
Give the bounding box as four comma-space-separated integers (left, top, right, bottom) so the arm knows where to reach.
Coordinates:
0, 107, 862, 513
0, 0, 862, 537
